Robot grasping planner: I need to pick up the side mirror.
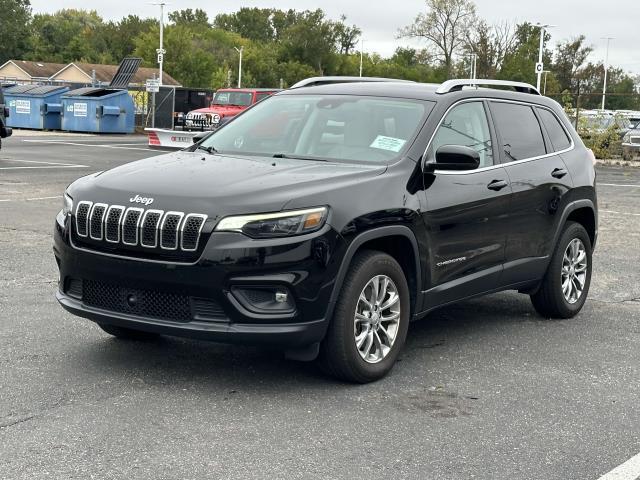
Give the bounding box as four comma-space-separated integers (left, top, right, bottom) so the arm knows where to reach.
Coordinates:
192, 131, 212, 144
426, 145, 481, 172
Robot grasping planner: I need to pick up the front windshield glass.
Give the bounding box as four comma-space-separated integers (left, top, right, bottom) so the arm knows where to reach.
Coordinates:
200, 94, 429, 163
212, 91, 253, 107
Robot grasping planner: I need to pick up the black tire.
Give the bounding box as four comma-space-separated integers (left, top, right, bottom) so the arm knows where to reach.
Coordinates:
97, 323, 160, 341
318, 250, 410, 383
530, 221, 592, 319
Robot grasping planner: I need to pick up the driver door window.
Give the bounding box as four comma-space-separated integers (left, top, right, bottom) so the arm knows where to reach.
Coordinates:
431, 102, 494, 168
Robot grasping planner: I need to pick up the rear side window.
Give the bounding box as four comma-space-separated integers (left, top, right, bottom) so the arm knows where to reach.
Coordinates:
537, 108, 571, 151
490, 102, 546, 161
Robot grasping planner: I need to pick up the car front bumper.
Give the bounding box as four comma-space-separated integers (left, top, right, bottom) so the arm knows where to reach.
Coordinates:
53, 219, 345, 348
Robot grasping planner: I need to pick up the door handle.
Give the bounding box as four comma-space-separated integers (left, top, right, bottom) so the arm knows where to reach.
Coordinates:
487, 179, 509, 191
551, 167, 568, 179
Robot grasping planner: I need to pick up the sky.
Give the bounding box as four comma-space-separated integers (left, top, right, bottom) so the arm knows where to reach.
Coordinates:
30, 0, 640, 76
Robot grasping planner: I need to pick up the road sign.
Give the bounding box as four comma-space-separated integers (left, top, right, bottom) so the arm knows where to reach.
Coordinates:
157, 53, 164, 64
156, 48, 166, 54
535, 62, 544, 74
146, 79, 160, 93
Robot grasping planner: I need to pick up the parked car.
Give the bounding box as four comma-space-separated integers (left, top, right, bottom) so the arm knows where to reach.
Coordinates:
575, 110, 632, 139
183, 88, 281, 131
0, 85, 13, 149
622, 122, 640, 160
54, 78, 597, 382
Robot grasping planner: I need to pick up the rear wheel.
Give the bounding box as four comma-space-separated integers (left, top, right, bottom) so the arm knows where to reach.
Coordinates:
530, 221, 592, 318
97, 323, 160, 341
318, 250, 410, 383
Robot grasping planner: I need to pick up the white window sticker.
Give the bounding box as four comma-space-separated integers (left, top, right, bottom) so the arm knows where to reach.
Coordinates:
73, 103, 87, 117
370, 135, 407, 153
16, 99, 31, 114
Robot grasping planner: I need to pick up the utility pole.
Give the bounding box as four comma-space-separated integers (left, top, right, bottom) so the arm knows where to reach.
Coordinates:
601, 37, 614, 111
535, 23, 556, 92
150, 2, 168, 86
359, 39, 364, 77
234, 46, 243, 88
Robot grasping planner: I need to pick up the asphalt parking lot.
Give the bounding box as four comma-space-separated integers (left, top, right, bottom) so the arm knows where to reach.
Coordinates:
1, 133, 639, 479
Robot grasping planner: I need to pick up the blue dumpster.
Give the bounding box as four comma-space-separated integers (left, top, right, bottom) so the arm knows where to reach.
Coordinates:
61, 88, 134, 134
4, 85, 69, 130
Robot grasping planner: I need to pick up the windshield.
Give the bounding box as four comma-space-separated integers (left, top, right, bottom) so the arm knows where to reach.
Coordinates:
200, 94, 429, 164
212, 91, 253, 107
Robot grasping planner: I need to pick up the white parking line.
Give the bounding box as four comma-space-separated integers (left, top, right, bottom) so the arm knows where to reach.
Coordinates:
600, 210, 640, 217
596, 451, 640, 480
0, 158, 89, 170
0, 196, 62, 203
598, 183, 640, 188
22, 140, 150, 151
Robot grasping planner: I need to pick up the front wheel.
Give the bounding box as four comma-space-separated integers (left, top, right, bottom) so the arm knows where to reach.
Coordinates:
318, 250, 410, 383
530, 221, 592, 318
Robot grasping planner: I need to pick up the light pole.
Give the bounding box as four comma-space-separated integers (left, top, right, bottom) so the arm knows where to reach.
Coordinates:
150, 2, 167, 86
535, 23, 556, 92
234, 46, 243, 88
601, 37, 614, 111
359, 39, 364, 77
468, 53, 477, 79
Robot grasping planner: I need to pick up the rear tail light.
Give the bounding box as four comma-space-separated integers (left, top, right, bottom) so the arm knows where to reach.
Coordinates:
148, 131, 160, 146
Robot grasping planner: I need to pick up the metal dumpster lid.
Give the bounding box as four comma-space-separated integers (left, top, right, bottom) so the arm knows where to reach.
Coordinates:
5, 84, 39, 94
22, 85, 69, 96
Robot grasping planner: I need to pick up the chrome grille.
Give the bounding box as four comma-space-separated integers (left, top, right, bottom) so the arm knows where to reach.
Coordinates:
631, 136, 640, 145
122, 208, 143, 245
73, 202, 207, 254
160, 212, 184, 250
140, 210, 163, 248
105, 206, 124, 243
181, 214, 207, 251
76, 201, 92, 237
89, 204, 107, 240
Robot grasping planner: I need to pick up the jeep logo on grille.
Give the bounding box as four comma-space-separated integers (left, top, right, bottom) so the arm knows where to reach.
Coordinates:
129, 194, 154, 206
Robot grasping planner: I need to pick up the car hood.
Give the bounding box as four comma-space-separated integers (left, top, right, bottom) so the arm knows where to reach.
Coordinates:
69, 151, 387, 218
189, 105, 245, 116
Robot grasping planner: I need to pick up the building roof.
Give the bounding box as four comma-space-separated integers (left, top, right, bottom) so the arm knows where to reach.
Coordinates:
0, 60, 181, 87
2, 60, 68, 79
72, 63, 181, 86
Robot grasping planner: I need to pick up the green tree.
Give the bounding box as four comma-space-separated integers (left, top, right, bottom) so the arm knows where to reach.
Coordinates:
214, 8, 276, 43
553, 35, 593, 94
168, 9, 210, 28
399, 0, 478, 78
29, 9, 107, 63
102, 15, 156, 62
0, 0, 32, 64
498, 22, 552, 85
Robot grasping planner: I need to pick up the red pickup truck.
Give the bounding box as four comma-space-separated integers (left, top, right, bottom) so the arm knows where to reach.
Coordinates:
183, 88, 280, 131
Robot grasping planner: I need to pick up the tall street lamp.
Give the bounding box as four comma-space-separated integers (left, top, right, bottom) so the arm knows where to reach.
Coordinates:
535, 23, 556, 92
234, 46, 244, 88
601, 37, 614, 111
150, 2, 168, 86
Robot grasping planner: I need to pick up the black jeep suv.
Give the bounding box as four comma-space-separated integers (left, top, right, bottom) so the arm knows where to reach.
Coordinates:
54, 78, 597, 382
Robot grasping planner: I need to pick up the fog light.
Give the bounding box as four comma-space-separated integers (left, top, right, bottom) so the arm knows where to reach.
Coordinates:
230, 286, 295, 314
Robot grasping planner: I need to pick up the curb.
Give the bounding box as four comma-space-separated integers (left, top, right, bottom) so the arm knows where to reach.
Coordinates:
597, 159, 640, 168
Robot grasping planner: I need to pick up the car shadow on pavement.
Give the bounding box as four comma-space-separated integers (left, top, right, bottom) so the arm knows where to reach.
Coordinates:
70, 291, 555, 390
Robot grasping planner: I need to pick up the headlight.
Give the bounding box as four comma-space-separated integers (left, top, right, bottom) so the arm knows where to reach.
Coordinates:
57, 192, 73, 228
215, 207, 328, 238
622, 133, 631, 143
62, 193, 73, 216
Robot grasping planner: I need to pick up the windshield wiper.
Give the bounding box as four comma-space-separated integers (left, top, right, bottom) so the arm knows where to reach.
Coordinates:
272, 153, 327, 162
196, 144, 218, 155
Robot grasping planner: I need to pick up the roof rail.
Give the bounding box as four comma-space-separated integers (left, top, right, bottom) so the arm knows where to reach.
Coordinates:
436, 79, 541, 95
290, 76, 414, 89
